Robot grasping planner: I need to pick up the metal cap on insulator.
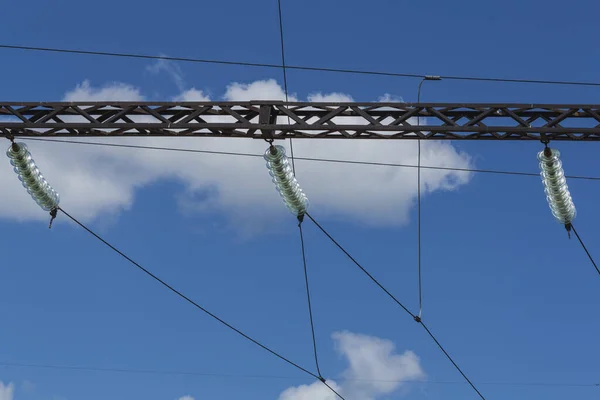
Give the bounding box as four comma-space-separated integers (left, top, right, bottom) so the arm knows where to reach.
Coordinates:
11, 142, 20, 152
543, 146, 553, 158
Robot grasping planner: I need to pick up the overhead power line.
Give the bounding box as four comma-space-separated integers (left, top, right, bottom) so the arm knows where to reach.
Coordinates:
416, 75, 441, 319
275, 3, 331, 393
570, 224, 600, 276
419, 321, 486, 399
305, 212, 416, 319
56, 207, 319, 381
305, 212, 486, 400
18, 137, 600, 182
275, 0, 323, 382
0, 361, 305, 381
2, 44, 600, 87
3, 361, 597, 388
297, 221, 323, 378
59, 205, 343, 400
276, 0, 296, 176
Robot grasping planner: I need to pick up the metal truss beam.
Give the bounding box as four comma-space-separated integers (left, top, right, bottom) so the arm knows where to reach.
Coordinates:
1, 102, 600, 140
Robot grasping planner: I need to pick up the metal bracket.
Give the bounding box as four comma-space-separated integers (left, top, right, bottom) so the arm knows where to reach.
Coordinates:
258, 104, 278, 141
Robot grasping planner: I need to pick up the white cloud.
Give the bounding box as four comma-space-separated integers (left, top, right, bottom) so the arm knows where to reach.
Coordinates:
0, 382, 14, 400
173, 88, 210, 102
223, 79, 298, 102
279, 380, 342, 400
0, 79, 472, 231
279, 332, 424, 400
377, 93, 404, 102
334, 331, 425, 399
62, 80, 144, 102
177, 396, 194, 400
308, 92, 354, 102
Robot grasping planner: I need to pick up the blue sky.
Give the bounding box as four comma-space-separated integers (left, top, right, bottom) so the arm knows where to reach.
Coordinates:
1, 1, 600, 399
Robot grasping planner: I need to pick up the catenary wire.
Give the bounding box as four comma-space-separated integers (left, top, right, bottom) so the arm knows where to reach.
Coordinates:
305, 212, 486, 400
0, 361, 305, 381
55, 207, 319, 381
305, 212, 416, 319
570, 224, 600, 276
59, 207, 346, 400
298, 221, 324, 378
415, 76, 483, 399
277, 0, 324, 381
323, 381, 345, 399
276, 0, 296, 176
419, 321, 486, 399
415, 74, 441, 319
2, 44, 600, 87
2, 361, 598, 388
16, 137, 600, 182
417, 80, 423, 318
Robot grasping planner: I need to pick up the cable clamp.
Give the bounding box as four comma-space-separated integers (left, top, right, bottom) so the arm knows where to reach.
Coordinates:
49, 208, 58, 229
565, 223, 572, 239
413, 315, 422, 323
318, 376, 326, 383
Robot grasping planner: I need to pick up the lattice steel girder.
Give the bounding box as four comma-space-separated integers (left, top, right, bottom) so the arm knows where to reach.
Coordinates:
1, 102, 600, 140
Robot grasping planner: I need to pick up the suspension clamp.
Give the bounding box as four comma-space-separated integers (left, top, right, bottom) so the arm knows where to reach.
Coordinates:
49, 208, 58, 229
565, 223, 572, 239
